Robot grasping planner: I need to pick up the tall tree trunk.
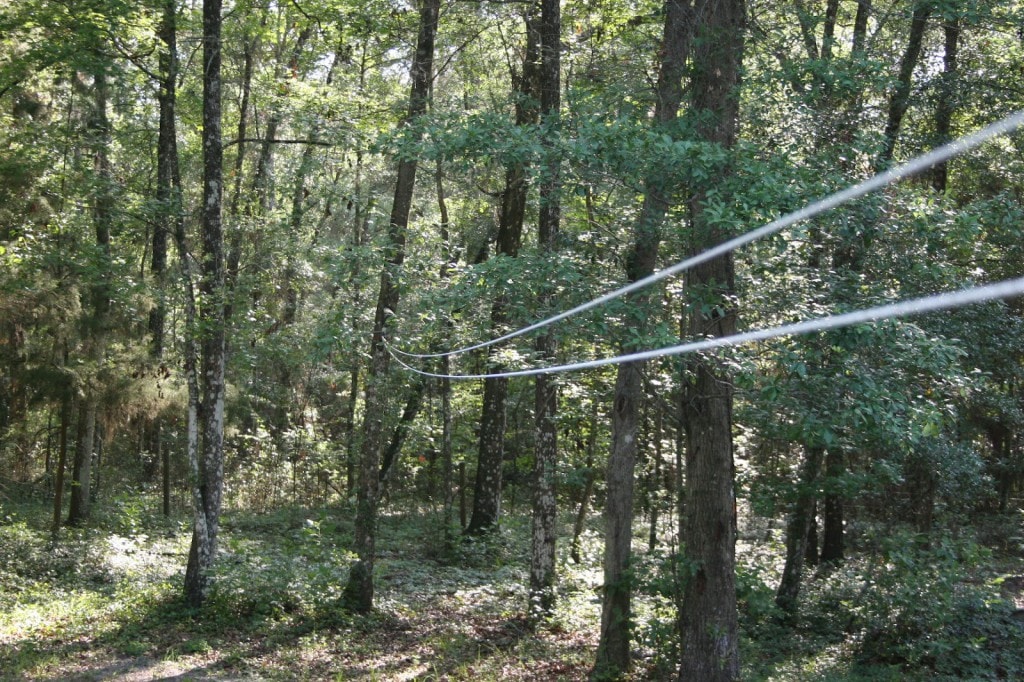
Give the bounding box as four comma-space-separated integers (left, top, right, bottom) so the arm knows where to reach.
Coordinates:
379, 377, 427, 489
820, 448, 845, 563
467, 359, 510, 533
342, 0, 439, 613
52, 390, 71, 535
67, 399, 97, 525
224, 11, 263, 312
571, 400, 599, 565
678, 0, 745, 678
852, 0, 871, 56
466, 11, 540, 535
154, 0, 179, 517
648, 401, 665, 553
775, 445, 824, 619
877, 0, 933, 170
593, 2, 692, 676
529, 0, 562, 620
184, 0, 226, 608
68, 62, 113, 527
931, 17, 959, 193
436, 158, 455, 545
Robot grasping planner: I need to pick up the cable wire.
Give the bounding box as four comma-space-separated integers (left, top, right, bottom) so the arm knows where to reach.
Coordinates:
388, 276, 1024, 380
386, 109, 1024, 360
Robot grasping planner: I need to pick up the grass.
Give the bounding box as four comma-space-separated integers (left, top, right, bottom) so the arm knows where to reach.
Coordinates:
1, 494, 1021, 680
0, 498, 603, 681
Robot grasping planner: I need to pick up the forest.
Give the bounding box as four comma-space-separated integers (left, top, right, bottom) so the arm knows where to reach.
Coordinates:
2, 0, 1024, 679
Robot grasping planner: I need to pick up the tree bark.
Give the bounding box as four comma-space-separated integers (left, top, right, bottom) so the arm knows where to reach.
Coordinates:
343, 0, 439, 613
877, 0, 933, 170
379, 377, 427, 489
593, 2, 692, 677
931, 17, 959, 193
67, 399, 97, 525
436, 159, 456, 545
153, 0, 179, 518
184, 0, 226, 608
467, 12, 540, 536
529, 0, 561, 618
820, 448, 845, 563
467, 357, 510, 534
775, 445, 824, 619
678, 0, 745, 678
67, 61, 113, 527
51, 389, 71, 535
852, 0, 871, 56
571, 400, 599, 565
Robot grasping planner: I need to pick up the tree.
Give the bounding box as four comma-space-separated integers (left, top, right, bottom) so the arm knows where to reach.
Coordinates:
343, 0, 440, 613
593, 0, 693, 676
67, 59, 114, 527
184, 0, 227, 607
529, 0, 561, 620
677, 0, 745, 677
466, 10, 540, 536
152, 0, 180, 518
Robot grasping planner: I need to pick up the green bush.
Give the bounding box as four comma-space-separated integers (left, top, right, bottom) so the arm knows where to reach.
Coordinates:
842, 531, 1024, 679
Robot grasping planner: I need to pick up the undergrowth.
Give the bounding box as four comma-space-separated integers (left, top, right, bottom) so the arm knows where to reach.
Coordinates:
0, 493, 1021, 681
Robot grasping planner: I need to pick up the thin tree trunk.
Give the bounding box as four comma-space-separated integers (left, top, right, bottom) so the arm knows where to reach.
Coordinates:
678, 0, 745, 678
529, 0, 562, 620
820, 0, 840, 62
775, 445, 824, 619
467, 361, 510, 534
570, 400, 599, 565
877, 0, 933, 169
51, 392, 71, 535
68, 61, 112, 527
436, 158, 455, 545
184, 0, 226, 608
852, 0, 871, 56
820, 448, 845, 563
467, 14, 540, 535
648, 402, 664, 553
67, 399, 97, 525
343, 0, 439, 613
805, 500, 819, 566
593, 2, 692, 676
154, 0, 179, 517
379, 377, 427, 489
346, 367, 359, 493
931, 17, 959, 193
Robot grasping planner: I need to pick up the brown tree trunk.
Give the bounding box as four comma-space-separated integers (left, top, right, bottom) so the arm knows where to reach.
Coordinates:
852, 0, 871, 56
184, 0, 226, 608
678, 0, 745, 678
593, 2, 692, 676
379, 377, 427, 489
529, 0, 562, 619
820, 448, 845, 563
343, 0, 439, 613
51, 391, 71, 535
467, 13, 540, 535
467, 359, 510, 534
154, 0, 179, 517
571, 400, 599, 565
436, 159, 456, 545
67, 399, 97, 526
931, 17, 959, 193
68, 61, 112, 527
877, 0, 933, 169
775, 445, 824, 619
805, 500, 819, 566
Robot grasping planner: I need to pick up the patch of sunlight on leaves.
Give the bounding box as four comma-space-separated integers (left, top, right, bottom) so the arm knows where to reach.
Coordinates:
0, 587, 112, 643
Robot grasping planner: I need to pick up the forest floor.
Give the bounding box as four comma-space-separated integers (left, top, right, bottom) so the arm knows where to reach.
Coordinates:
1, 492, 1023, 681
